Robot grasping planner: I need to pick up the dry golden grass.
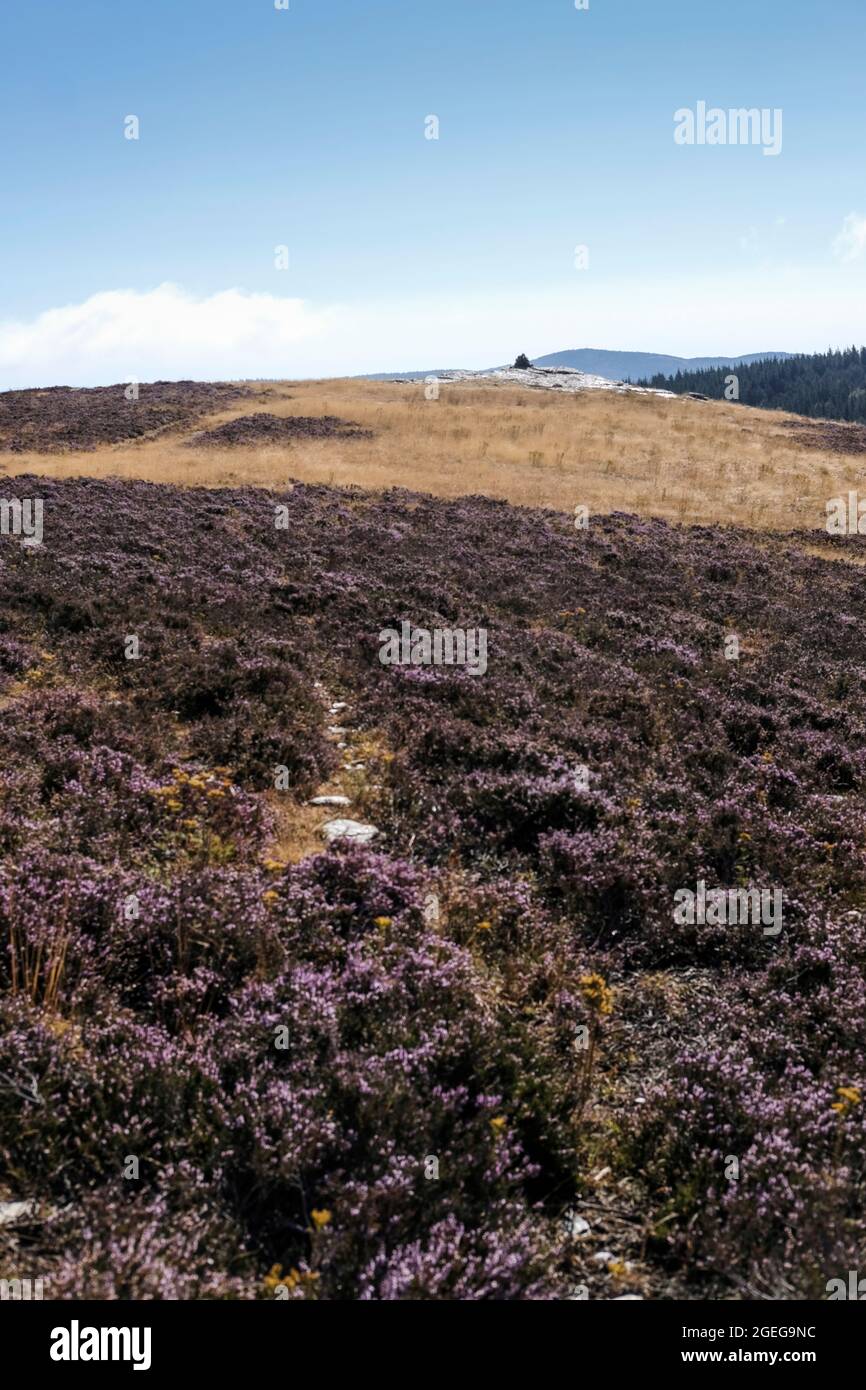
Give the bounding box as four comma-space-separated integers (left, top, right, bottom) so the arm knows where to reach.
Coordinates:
263, 791, 332, 867
3, 376, 863, 533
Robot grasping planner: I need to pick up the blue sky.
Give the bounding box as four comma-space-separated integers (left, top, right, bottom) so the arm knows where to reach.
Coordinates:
2, 0, 865, 384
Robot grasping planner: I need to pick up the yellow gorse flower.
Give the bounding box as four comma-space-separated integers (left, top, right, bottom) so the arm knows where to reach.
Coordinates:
311, 1208, 332, 1229
832, 1085, 862, 1113
373, 916, 392, 928
579, 973, 614, 1016
263, 1263, 320, 1294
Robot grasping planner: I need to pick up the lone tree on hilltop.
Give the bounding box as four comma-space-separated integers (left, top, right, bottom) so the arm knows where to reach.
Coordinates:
513, 353, 532, 370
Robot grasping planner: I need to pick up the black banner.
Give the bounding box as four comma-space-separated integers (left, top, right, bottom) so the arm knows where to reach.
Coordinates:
3, 1297, 857, 1377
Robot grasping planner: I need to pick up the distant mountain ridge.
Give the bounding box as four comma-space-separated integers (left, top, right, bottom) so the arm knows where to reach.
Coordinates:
362, 368, 462, 380
531, 348, 792, 381
362, 349, 792, 383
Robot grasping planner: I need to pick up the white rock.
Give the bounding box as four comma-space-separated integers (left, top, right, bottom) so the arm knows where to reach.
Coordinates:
568, 1213, 591, 1238
321, 818, 378, 845
309, 795, 351, 807
592, 1249, 615, 1264
397, 365, 676, 399
327, 726, 348, 736
612, 1295, 643, 1301
0, 1200, 38, 1226
329, 702, 348, 713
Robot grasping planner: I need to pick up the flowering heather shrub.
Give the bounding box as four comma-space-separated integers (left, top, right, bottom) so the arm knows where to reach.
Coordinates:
0, 849, 579, 1298
628, 910, 866, 1294
0, 632, 32, 683
43, 1187, 251, 1301
1, 476, 866, 1295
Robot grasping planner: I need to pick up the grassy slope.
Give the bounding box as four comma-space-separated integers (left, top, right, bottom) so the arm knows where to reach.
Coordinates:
2, 377, 865, 536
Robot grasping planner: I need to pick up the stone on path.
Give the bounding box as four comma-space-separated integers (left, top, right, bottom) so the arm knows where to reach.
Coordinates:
0, 1200, 39, 1226
321, 818, 378, 845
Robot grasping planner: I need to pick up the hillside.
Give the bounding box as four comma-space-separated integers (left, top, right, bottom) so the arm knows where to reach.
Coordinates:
2, 473, 866, 1299
2, 375, 863, 535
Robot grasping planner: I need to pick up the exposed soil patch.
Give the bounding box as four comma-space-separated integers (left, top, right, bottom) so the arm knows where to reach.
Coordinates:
185, 412, 373, 447
0, 381, 255, 454
783, 418, 866, 455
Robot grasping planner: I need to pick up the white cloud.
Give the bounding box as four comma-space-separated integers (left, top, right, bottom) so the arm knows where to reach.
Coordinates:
833, 213, 866, 263
0, 284, 336, 390
1, 271, 865, 390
